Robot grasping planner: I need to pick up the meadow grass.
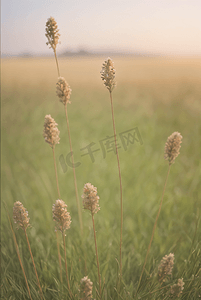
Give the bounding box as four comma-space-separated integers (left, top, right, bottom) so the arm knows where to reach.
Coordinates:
1, 56, 201, 299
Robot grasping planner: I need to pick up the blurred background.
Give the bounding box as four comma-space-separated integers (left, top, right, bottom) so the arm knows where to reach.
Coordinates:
2, 0, 201, 57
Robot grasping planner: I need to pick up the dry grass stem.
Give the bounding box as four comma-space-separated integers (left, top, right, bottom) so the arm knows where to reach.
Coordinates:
136, 164, 171, 295
52, 200, 72, 298
82, 183, 101, 298
43, 117, 63, 283
4, 201, 32, 299
64, 103, 83, 234
101, 58, 123, 281
13, 202, 44, 300
136, 132, 182, 295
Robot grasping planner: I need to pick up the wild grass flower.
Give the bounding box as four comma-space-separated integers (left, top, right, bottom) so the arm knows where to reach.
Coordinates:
45, 16, 60, 76
82, 183, 100, 215
52, 199, 72, 298
82, 183, 101, 298
58, 78, 84, 236
52, 200, 71, 233
158, 253, 174, 282
79, 276, 93, 300
170, 278, 185, 298
43, 114, 60, 148
101, 58, 123, 282
13, 202, 44, 300
100, 57, 116, 93
136, 132, 183, 296
164, 132, 182, 165
4, 201, 32, 299
43, 115, 62, 283
56, 77, 72, 105
45, 16, 60, 51
13, 201, 30, 231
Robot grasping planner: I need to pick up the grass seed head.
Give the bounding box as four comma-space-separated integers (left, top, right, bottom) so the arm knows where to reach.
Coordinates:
45, 16, 60, 51
170, 278, 185, 298
82, 183, 100, 215
13, 201, 30, 230
52, 200, 71, 233
79, 276, 93, 300
158, 253, 174, 282
43, 114, 60, 148
56, 77, 72, 105
164, 132, 182, 165
100, 57, 116, 93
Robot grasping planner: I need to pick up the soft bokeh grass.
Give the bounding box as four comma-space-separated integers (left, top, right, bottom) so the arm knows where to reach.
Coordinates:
1, 56, 201, 299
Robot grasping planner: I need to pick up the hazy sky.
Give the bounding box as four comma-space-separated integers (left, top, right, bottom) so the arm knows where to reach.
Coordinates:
2, 0, 201, 56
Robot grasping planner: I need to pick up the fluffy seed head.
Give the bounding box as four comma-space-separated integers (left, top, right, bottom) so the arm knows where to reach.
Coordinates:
56, 77, 72, 105
82, 183, 100, 215
52, 200, 71, 233
170, 278, 185, 298
164, 132, 182, 165
45, 16, 60, 51
13, 201, 30, 230
79, 276, 93, 300
158, 253, 174, 282
100, 57, 116, 93
43, 114, 60, 148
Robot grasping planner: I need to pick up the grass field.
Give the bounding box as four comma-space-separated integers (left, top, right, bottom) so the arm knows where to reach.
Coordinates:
1, 56, 201, 299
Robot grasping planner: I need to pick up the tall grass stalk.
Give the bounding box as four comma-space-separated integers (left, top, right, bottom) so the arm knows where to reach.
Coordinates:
92, 213, 101, 299
3, 201, 33, 300
52, 200, 72, 298
136, 132, 182, 295
109, 91, 123, 280
64, 103, 83, 234
52, 147, 63, 284
55, 76, 86, 274
136, 165, 171, 295
100, 58, 123, 280
43, 114, 63, 284
82, 183, 101, 298
24, 229, 44, 300
62, 232, 72, 299
13, 201, 44, 300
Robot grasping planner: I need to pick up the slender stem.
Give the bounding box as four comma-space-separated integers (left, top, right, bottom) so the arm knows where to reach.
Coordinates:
52, 147, 61, 199
56, 231, 63, 284
109, 92, 123, 279
136, 164, 171, 296
54, 49, 60, 77
92, 214, 101, 298
65, 104, 83, 233
62, 232, 72, 298
3, 202, 32, 300
52, 148, 63, 283
24, 229, 44, 300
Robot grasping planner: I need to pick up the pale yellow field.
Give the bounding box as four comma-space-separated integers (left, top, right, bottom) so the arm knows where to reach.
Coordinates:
2, 56, 201, 117
2, 56, 201, 86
